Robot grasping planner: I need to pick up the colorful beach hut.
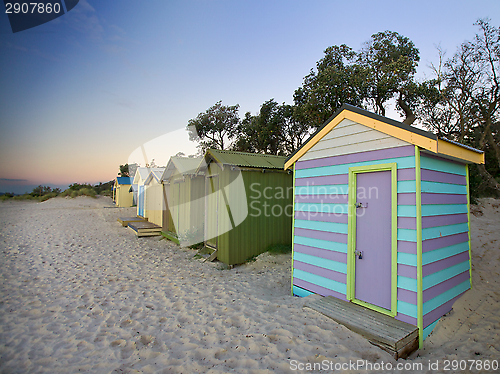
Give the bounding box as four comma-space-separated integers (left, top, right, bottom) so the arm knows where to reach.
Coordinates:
199, 149, 293, 265
161, 157, 204, 245
143, 168, 165, 225
285, 104, 484, 349
113, 177, 133, 207
133, 167, 164, 218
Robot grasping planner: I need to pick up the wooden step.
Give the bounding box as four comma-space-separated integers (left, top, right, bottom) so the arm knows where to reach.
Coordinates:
304, 296, 418, 360
128, 221, 162, 237
117, 216, 146, 227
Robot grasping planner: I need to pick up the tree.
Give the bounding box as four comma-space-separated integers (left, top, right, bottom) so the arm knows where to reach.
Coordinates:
119, 164, 129, 177
187, 101, 240, 151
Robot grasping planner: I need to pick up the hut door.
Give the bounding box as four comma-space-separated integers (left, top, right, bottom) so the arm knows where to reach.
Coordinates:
354, 170, 392, 311
205, 176, 219, 248
138, 185, 145, 217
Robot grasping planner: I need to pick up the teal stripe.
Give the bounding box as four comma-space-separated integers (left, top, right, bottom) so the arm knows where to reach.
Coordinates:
295, 203, 348, 214
420, 156, 466, 176
398, 205, 417, 217
398, 228, 417, 242
296, 156, 415, 178
422, 241, 470, 265
423, 319, 440, 340
295, 219, 348, 234
421, 204, 468, 216
422, 223, 469, 241
423, 280, 470, 315
398, 252, 417, 266
293, 269, 347, 295
422, 261, 470, 290
397, 180, 416, 193
294, 236, 348, 253
293, 285, 313, 297
397, 300, 418, 318
294, 252, 347, 274
295, 184, 348, 195
421, 181, 467, 194
398, 276, 417, 292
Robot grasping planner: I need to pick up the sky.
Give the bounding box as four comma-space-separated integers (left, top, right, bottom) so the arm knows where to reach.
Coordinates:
0, 0, 499, 194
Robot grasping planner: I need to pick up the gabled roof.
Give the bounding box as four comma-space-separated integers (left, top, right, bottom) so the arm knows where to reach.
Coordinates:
284, 104, 484, 169
201, 149, 286, 170
133, 167, 165, 184
144, 168, 166, 185
116, 177, 132, 185
162, 157, 202, 181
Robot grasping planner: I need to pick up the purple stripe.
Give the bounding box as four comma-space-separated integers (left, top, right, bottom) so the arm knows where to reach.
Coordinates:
398, 168, 416, 181
296, 145, 415, 170
423, 252, 470, 277
423, 271, 470, 303
293, 280, 347, 300
294, 261, 347, 284
396, 313, 417, 326
422, 193, 468, 205
422, 213, 468, 229
398, 193, 416, 205
398, 217, 416, 230
398, 264, 417, 279
296, 174, 348, 186
295, 194, 348, 204
421, 169, 467, 185
398, 289, 417, 305
294, 244, 347, 263
294, 228, 348, 244
422, 232, 469, 253
295, 211, 348, 224
423, 293, 465, 328
398, 240, 417, 254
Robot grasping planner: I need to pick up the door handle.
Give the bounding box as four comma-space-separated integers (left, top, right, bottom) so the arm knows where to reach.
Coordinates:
355, 250, 363, 259
356, 202, 368, 208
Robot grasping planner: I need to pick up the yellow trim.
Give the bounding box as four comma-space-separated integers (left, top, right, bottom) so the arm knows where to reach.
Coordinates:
284, 108, 483, 169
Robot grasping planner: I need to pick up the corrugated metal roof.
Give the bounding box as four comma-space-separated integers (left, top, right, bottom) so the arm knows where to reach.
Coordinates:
116, 177, 132, 185
205, 149, 286, 169
162, 157, 202, 181
134, 167, 165, 184
145, 168, 166, 184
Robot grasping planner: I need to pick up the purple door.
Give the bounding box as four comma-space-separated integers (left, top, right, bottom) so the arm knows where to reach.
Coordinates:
354, 170, 392, 310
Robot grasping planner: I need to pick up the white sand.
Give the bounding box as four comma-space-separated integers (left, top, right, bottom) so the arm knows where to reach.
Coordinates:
0, 196, 498, 373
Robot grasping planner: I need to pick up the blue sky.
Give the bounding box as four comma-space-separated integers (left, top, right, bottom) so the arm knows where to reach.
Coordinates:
0, 0, 498, 193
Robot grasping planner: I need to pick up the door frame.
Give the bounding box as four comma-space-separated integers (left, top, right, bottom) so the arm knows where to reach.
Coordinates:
346, 162, 398, 317
205, 174, 219, 249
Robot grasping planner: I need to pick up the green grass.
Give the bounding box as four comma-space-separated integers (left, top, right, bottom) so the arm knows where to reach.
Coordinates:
266, 244, 292, 255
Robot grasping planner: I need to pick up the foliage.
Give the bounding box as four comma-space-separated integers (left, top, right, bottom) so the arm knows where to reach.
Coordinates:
266, 244, 292, 255
119, 164, 130, 177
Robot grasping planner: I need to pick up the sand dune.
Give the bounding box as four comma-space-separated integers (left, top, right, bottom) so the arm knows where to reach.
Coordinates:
0, 196, 498, 373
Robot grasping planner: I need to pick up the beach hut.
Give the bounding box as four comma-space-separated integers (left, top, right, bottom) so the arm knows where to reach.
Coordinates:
133, 167, 164, 218
199, 149, 293, 265
143, 168, 165, 225
160, 157, 204, 245
113, 177, 133, 207
284, 104, 484, 350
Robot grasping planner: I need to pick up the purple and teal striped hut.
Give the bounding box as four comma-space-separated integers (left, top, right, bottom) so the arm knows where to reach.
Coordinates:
284, 104, 484, 348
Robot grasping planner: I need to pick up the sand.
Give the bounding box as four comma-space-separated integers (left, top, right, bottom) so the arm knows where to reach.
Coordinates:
0, 196, 498, 373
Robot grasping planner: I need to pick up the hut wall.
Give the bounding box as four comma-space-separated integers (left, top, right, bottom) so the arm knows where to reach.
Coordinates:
418, 153, 471, 338
145, 182, 164, 226
116, 185, 133, 207
162, 183, 176, 235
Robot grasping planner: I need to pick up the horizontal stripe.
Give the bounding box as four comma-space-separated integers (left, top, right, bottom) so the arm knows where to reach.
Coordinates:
421, 169, 467, 185
294, 253, 347, 274
422, 204, 468, 216
398, 216, 416, 229
423, 279, 470, 315
423, 293, 462, 328
422, 261, 470, 290
422, 232, 469, 253
396, 313, 417, 326
398, 228, 417, 242
421, 181, 467, 195
422, 222, 469, 241
295, 219, 348, 234
421, 193, 468, 205
296, 156, 415, 178
398, 193, 416, 205
398, 240, 417, 254
296, 185, 348, 195
398, 264, 417, 278
398, 205, 416, 217
294, 261, 347, 284
293, 269, 347, 295
294, 236, 348, 253
294, 244, 347, 263
294, 228, 348, 244
397, 180, 416, 193
423, 252, 470, 277
397, 300, 417, 318
397, 168, 416, 181
398, 252, 417, 266
295, 194, 348, 204
420, 155, 466, 176
296, 145, 415, 170
422, 213, 468, 229
422, 241, 470, 265
295, 203, 348, 215
398, 289, 417, 305
295, 211, 348, 224
423, 271, 470, 303
293, 282, 347, 300
398, 276, 417, 292
295, 174, 348, 186
423, 319, 440, 340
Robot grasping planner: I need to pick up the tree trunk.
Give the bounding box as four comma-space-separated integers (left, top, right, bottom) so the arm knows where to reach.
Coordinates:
477, 164, 500, 195
397, 92, 416, 126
